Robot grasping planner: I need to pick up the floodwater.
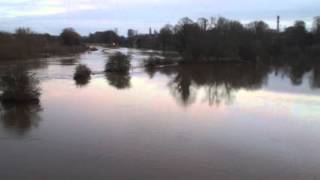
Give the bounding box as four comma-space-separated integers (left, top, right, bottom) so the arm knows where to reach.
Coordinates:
0, 47, 320, 180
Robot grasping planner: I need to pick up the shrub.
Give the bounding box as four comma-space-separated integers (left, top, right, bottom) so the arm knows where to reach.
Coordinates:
143, 55, 175, 68
73, 64, 91, 86
105, 52, 131, 72
0, 66, 41, 102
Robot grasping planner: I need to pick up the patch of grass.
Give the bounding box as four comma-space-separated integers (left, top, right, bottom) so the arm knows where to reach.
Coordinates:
0, 66, 41, 103
105, 52, 131, 72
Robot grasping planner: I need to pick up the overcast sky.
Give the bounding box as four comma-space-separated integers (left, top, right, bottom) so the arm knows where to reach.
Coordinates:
0, 0, 319, 36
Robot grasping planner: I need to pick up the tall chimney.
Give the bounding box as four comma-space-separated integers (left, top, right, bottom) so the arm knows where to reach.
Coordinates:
277, 16, 280, 32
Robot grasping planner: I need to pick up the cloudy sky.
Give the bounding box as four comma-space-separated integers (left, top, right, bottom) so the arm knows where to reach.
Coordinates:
0, 0, 319, 35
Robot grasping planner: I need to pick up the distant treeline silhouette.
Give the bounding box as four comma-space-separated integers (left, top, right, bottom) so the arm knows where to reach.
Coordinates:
0, 28, 88, 60
87, 16, 320, 63
3, 16, 320, 63
132, 16, 320, 63
85, 30, 125, 46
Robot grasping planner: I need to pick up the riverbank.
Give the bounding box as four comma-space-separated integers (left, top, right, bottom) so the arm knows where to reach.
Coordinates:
0, 42, 89, 61
0, 29, 89, 61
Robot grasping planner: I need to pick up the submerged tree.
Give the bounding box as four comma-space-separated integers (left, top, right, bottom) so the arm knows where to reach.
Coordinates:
0, 66, 41, 102
73, 64, 92, 87
105, 52, 131, 72
143, 55, 176, 69
104, 52, 132, 89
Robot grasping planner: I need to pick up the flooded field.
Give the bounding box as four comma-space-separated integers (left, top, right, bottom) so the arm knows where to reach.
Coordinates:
0, 47, 320, 180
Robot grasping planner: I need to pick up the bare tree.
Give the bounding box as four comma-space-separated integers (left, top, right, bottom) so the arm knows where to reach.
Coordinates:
197, 18, 209, 31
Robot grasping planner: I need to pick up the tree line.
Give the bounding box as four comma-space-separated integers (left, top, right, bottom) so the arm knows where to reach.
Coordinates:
2, 16, 320, 63
124, 16, 320, 63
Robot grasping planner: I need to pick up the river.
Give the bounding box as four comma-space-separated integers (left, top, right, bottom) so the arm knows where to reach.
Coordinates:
0, 46, 320, 180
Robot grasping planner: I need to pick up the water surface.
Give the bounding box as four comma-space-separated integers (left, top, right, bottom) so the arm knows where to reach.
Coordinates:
0, 47, 320, 180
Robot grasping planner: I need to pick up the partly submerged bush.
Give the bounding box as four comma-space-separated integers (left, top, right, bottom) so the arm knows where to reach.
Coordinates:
73, 64, 91, 86
143, 55, 175, 68
89, 47, 98, 51
0, 66, 41, 102
105, 52, 131, 72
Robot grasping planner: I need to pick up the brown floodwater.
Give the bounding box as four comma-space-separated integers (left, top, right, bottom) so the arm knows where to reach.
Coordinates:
0, 47, 320, 180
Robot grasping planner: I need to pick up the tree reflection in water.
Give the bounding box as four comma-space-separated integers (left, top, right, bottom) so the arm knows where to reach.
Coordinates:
0, 102, 42, 136
288, 63, 311, 86
272, 62, 320, 88
202, 84, 235, 106
148, 63, 270, 107
105, 72, 131, 90
311, 65, 320, 89
160, 62, 320, 107
74, 76, 91, 87
168, 72, 197, 106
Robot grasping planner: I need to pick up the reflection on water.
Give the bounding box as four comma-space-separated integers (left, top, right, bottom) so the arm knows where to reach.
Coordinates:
74, 76, 91, 87
143, 61, 320, 107
0, 102, 42, 136
149, 63, 270, 106
289, 64, 310, 85
104, 51, 132, 89
1, 47, 320, 179
105, 72, 131, 89
311, 65, 320, 88
271, 63, 320, 88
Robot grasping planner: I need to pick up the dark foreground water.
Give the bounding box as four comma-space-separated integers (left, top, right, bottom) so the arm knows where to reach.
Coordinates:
0, 47, 320, 180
